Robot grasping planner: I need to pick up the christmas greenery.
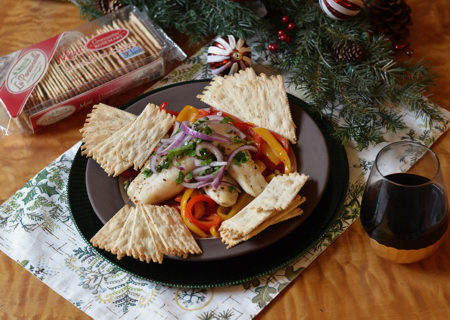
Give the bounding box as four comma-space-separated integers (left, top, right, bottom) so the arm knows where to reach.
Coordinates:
73, 0, 446, 149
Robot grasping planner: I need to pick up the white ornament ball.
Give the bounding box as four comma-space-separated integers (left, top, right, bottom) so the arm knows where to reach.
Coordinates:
319, 0, 364, 20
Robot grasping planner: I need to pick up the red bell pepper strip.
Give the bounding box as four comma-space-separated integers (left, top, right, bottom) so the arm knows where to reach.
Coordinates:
185, 195, 221, 232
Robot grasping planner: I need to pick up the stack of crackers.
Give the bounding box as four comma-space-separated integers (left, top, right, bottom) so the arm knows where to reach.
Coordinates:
91, 204, 201, 263
219, 172, 308, 248
80, 103, 175, 176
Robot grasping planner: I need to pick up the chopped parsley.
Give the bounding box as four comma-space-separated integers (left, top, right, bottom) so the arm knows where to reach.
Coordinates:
228, 185, 236, 193
176, 171, 185, 185
231, 136, 246, 144
221, 116, 234, 124
185, 172, 193, 181
232, 150, 250, 165
200, 125, 213, 135
142, 168, 153, 177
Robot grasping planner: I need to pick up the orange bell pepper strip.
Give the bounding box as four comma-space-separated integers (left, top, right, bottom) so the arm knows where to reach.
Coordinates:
252, 127, 292, 174
180, 189, 208, 237
176, 105, 200, 123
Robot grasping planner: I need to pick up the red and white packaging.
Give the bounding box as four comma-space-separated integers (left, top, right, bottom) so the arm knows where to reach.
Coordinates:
0, 5, 186, 135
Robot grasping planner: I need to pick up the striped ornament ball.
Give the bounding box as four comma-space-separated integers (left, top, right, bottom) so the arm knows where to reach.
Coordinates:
319, 0, 364, 20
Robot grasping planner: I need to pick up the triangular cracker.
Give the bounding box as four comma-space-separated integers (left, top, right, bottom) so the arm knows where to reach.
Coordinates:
109, 206, 136, 260
197, 68, 297, 143
129, 204, 164, 263
115, 103, 175, 170
143, 205, 202, 257
90, 205, 133, 251
80, 103, 137, 157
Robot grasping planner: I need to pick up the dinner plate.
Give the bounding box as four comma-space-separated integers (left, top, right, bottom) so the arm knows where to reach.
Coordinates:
68, 80, 349, 288
84, 80, 330, 261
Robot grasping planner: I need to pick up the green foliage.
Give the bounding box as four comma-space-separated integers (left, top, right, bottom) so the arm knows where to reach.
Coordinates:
73, 0, 444, 149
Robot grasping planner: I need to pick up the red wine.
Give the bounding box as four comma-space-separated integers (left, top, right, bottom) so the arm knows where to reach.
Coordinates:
361, 173, 448, 250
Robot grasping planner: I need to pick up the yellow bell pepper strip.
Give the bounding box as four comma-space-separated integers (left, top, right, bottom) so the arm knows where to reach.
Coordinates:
185, 195, 221, 232
217, 193, 254, 220
176, 105, 200, 123
261, 142, 282, 167
209, 226, 220, 237
180, 188, 208, 237
252, 127, 292, 174
271, 131, 290, 153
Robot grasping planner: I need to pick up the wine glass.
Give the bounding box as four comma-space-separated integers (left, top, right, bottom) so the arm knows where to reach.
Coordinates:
360, 141, 448, 263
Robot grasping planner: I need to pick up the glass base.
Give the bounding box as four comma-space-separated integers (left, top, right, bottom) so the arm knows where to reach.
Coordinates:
368, 228, 447, 263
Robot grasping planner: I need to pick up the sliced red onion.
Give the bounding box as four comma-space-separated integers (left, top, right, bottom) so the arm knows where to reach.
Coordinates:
182, 180, 211, 189
172, 121, 180, 134
157, 130, 185, 155
196, 114, 224, 121
211, 132, 231, 143
180, 121, 230, 143
226, 145, 258, 168
192, 165, 214, 177
209, 161, 227, 166
212, 165, 226, 189
195, 142, 224, 161
194, 172, 219, 182
149, 154, 158, 173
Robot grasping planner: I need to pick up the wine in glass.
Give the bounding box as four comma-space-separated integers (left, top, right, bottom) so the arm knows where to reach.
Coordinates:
360, 141, 448, 263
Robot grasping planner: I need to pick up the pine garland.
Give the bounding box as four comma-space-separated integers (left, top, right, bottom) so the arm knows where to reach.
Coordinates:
72, 0, 446, 149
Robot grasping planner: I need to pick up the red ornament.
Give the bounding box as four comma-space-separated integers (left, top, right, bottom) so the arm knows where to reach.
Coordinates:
284, 36, 291, 43
268, 43, 278, 52
281, 15, 290, 23
279, 33, 287, 41
394, 43, 408, 51
287, 22, 295, 30
277, 30, 285, 37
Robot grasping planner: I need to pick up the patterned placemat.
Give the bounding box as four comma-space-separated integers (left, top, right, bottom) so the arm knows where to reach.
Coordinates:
0, 46, 448, 320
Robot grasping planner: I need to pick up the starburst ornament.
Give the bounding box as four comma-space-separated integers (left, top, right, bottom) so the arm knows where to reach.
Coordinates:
207, 35, 252, 76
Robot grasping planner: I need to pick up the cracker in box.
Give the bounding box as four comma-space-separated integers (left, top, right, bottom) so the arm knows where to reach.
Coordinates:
0, 5, 186, 135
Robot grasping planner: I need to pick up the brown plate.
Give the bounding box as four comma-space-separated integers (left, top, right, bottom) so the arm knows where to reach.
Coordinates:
85, 80, 330, 261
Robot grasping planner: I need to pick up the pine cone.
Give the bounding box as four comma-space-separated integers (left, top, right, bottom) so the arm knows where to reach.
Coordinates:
333, 42, 364, 63
366, 0, 412, 42
97, 0, 124, 15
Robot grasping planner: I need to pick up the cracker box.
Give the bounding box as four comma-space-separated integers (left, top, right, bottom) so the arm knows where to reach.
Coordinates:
0, 5, 186, 134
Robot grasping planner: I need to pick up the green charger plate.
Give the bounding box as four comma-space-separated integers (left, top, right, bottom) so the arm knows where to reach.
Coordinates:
67, 80, 349, 288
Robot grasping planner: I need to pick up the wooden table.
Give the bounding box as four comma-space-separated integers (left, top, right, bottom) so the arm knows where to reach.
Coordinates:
0, 1, 448, 319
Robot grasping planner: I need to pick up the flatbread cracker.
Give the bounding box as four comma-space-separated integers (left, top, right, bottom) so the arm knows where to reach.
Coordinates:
80, 103, 136, 157
90, 205, 133, 251
219, 172, 309, 238
143, 205, 202, 257
129, 204, 164, 263
86, 103, 174, 176
110, 205, 136, 260
220, 196, 306, 248
197, 68, 297, 143
116, 103, 175, 170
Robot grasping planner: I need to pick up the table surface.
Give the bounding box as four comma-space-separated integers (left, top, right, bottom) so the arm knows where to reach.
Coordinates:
0, 1, 449, 319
